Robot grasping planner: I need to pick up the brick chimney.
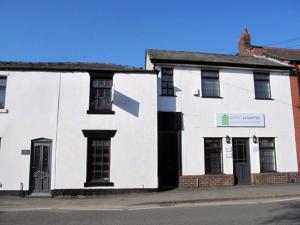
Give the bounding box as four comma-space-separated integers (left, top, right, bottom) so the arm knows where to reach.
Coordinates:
238, 28, 251, 55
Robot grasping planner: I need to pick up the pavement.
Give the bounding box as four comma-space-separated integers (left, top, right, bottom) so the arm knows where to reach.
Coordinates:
1, 183, 300, 211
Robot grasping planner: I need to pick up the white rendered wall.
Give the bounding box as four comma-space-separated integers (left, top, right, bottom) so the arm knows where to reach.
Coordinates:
0, 71, 60, 190
157, 66, 298, 176
55, 72, 158, 189
0, 71, 157, 190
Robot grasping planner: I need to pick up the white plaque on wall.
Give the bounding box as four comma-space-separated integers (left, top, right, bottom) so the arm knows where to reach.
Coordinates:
216, 113, 265, 127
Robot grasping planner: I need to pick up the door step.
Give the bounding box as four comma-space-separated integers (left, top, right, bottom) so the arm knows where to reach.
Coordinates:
29, 192, 52, 198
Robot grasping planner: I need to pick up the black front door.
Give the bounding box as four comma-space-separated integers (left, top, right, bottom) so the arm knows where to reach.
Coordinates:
30, 140, 51, 193
158, 131, 180, 189
232, 138, 251, 185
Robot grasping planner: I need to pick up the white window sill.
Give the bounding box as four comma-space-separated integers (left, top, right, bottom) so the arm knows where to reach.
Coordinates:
0, 109, 9, 113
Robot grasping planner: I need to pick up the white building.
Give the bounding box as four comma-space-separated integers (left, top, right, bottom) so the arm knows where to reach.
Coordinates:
146, 49, 299, 188
0, 62, 157, 196
0, 49, 299, 196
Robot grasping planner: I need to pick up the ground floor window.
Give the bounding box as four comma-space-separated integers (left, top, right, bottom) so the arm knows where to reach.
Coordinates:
259, 138, 277, 172
204, 138, 223, 174
87, 138, 111, 183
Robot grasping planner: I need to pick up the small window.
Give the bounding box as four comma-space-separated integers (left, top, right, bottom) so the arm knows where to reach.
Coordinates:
87, 138, 111, 183
161, 68, 174, 96
254, 73, 272, 99
204, 138, 223, 174
201, 70, 220, 97
89, 77, 112, 111
0, 77, 7, 109
259, 138, 277, 172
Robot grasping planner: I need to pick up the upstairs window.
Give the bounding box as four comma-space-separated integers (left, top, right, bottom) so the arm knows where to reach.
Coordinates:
204, 138, 223, 174
89, 77, 113, 112
259, 138, 277, 172
201, 70, 220, 97
161, 68, 174, 96
254, 72, 272, 99
0, 77, 7, 109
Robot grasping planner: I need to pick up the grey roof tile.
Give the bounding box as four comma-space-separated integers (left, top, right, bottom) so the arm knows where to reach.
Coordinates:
0, 61, 152, 73
262, 49, 300, 61
147, 49, 290, 69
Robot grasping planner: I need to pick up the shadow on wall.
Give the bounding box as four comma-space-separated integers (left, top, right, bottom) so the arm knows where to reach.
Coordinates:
260, 200, 300, 224
113, 90, 140, 117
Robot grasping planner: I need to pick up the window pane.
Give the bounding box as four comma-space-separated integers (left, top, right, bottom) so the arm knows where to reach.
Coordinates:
0, 77, 6, 87
87, 139, 111, 182
161, 68, 174, 96
202, 70, 218, 78
255, 80, 271, 99
90, 78, 112, 110
205, 138, 222, 174
259, 138, 276, 172
202, 78, 219, 97
162, 68, 173, 76
0, 78, 7, 109
254, 73, 269, 80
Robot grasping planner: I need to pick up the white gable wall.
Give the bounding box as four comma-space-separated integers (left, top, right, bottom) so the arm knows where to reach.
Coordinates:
0, 71, 158, 191
157, 66, 297, 176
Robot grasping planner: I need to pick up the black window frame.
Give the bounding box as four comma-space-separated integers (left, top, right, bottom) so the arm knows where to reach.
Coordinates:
161, 68, 175, 96
201, 70, 221, 98
259, 137, 277, 173
204, 138, 223, 174
253, 72, 272, 100
87, 74, 115, 114
0, 76, 7, 109
82, 130, 116, 187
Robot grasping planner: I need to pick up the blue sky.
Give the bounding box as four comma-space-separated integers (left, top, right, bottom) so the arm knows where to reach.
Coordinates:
0, 0, 299, 67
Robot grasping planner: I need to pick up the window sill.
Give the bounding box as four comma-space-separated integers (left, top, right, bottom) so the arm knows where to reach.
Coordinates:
0, 108, 8, 113
160, 95, 177, 97
84, 182, 114, 187
87, 110, 115, 115
255, 98, 274, 100
202, 96, 223, 99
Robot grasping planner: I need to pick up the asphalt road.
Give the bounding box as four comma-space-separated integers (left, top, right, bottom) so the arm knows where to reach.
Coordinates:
1, 199, 300, 225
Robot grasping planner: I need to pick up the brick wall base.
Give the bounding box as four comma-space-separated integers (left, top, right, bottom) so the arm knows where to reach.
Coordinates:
180, 172, 300, 188
179, 175, 234, 188
252, 172, 300, 185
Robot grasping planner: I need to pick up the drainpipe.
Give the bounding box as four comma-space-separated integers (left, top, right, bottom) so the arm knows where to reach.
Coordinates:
53, 73, 62, 195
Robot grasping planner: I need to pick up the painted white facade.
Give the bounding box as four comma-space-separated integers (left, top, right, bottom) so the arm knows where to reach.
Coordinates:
0, 70, 158, 191
156, 65, 298, 176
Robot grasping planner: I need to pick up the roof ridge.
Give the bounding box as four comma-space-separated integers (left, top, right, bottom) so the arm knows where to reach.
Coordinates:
147, 48, 274, 59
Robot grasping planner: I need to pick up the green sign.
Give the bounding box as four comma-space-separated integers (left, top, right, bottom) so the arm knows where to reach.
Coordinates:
221, 114, 230, 125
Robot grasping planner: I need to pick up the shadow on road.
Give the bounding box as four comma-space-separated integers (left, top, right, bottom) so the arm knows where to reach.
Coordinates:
261, 200, 300, 224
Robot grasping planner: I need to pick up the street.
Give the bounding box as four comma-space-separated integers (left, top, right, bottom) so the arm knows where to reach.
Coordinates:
0, 198, 300, 225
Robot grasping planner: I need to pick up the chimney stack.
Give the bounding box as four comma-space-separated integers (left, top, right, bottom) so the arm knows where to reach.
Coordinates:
238, 28, 251, 55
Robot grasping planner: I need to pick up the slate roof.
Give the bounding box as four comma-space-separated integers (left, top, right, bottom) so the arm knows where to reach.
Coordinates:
261, 48, 300, 62
0, 61, 153, 73
147, 49, 290, 69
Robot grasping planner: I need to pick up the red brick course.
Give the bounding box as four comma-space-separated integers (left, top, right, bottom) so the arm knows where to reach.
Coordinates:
179, 175, 234, 188
252, 172, 300, 185
179, 173, 300, 188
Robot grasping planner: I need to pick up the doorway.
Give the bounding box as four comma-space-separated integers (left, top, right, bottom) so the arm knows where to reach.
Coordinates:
158, 112, 182, 189
232, 138, 251, 185
29, 139, 52, 194
158, 131, 180, 189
